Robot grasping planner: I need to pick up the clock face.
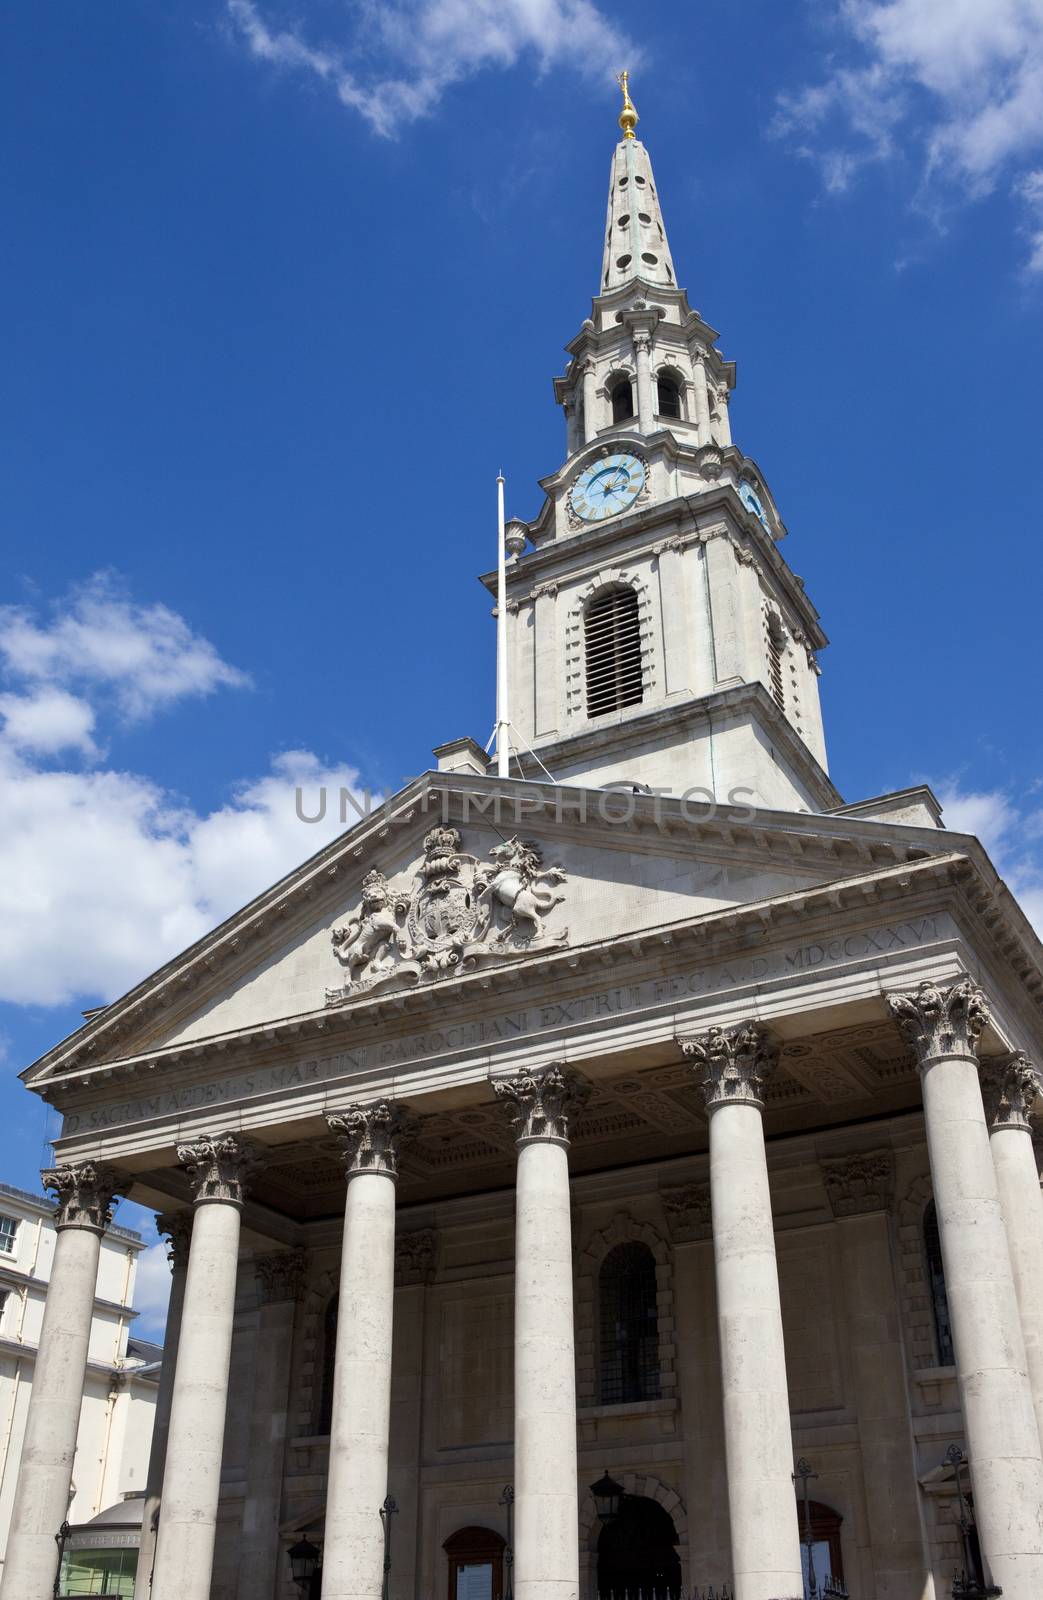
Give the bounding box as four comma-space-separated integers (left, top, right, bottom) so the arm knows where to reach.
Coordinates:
569, 452, 647, 522
739, 479, 770, 532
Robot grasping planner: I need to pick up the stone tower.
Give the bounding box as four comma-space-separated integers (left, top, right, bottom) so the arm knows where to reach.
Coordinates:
486, 78, 834, 813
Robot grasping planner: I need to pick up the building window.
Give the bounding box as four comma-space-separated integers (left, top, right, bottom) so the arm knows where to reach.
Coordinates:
656, 374, 682, 418
0, 1215, 17, 1255
599, 1241, 661, 1404
610, 379, 634, 423
923, 1200, 955, 1366
585, 586, 643, 719
444, 1526, 505, 1600
798, 1501, 845, 1598
319, 1293, 338, 1433
765, 611, 786, 711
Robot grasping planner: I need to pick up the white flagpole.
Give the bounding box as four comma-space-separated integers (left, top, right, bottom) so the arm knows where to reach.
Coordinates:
495, 472, 510, 779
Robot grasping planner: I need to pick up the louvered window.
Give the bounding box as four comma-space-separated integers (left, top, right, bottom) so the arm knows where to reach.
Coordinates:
765, 613, 786, 711
656, 375, 681, 418
585, 586, 643, 717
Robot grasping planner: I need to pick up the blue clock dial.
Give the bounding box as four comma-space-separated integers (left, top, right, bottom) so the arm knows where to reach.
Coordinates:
739, 479, 770, 532
569, 452, 647, 522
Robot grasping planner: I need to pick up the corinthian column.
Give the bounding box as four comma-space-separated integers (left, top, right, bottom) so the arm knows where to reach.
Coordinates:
581, 360, 598, 444
133, 1209, 192, 1600
1, 1163, 123, 1600
981, 1051, 1043, 1452
494, 1065, 589, 1600
322, 1102, 411, 1600
678, 1024, 803, 1600
888, 981, 1043, 1597
633, 331, 654, 432
150, 1134, 261, 1600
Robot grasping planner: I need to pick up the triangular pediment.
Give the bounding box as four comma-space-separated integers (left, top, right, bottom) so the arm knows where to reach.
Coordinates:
24, 773, 967, 1084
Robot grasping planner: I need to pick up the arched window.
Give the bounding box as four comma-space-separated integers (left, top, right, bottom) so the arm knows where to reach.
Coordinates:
319, 1292, 338, 1432
765, 611, 786, 712
599, 1241, 660, 1404
797, 1500, 845, 1597
610, 379, 634, 422
656, 374, 682, 418
923, 1201, 955, 1366
597, 1496, 680, 1600
444, 1526, 505, 1600
585, 586, 643, 719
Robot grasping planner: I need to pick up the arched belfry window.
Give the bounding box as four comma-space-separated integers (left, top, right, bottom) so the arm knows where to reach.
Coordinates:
923, 1200, 955, 1366
319, 1292, 338, 1432
599, 1241, 661, 1404
765, 609, 786, 712
656, 373, 682, 418
585, 586, 643, 719
610, 378, 634, 423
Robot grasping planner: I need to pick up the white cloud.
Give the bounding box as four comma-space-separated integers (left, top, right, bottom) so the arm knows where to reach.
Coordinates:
775, 0, 1043, 268
0, 688, 97, 757
129, 1238, 173, 1342
935, 778, 1043, 935
226, 0, 637, 138
0, 574, 249, 722
0, 745, 368, 1007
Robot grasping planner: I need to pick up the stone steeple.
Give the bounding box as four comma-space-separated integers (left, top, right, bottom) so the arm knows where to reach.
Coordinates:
600, 76, 677, 294
479, 83, 835, 815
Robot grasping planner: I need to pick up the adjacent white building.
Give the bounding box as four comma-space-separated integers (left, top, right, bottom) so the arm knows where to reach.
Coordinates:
0, 1181, 159, 1593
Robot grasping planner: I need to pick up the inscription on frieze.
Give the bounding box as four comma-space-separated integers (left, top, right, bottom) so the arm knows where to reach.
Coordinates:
61, 915, 943, 1135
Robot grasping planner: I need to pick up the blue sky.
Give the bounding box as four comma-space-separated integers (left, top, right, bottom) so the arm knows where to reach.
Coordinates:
3, 0, 1043, 1331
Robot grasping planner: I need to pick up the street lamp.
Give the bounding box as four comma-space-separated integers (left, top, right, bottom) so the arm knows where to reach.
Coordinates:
380, 1494, 399, 1600
500, 1485, 515, 1600
589, 1471, 625, 1525
287, 1534, 321, 1592
944, 1445, 1002, 1599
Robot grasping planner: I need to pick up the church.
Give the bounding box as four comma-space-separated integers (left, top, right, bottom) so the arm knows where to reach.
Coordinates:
6, 79, 1043, 1600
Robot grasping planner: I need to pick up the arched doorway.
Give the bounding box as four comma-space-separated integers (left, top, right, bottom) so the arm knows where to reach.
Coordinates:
597, 1496, 681, 1600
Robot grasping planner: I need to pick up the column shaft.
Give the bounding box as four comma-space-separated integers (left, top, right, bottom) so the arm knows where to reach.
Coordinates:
322, 1172, 396, 1600
150, 1201, 242, 1600
2, 1228, 103, 1599
711, 1102, 803, 1600
0, 1162, 120, 1600
983, 1053, 1043, 1452
890, 982, 1043, 1599
633, 335, 654, 432
133, 1213, 191, 1600
515, 1138, 579, 1600
581, 363, 598, 443
692, 355, 711, 444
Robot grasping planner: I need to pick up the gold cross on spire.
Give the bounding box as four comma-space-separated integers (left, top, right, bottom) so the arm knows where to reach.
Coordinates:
617, 70, 638, 139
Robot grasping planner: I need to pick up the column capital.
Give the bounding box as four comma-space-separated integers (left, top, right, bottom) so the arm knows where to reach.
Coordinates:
821, 1150, 895, 1217
981, 1051, 1040, 1133
326, 1100, 415, 1179
887, 977, 990, 1066
254, 1249, 307, 1305
493, 1063, 590, 1146
156, 1207, 194, 1271
42, 1161, 123, 1233
677, 1021, 779, 1111
176, 1132, 262, 1208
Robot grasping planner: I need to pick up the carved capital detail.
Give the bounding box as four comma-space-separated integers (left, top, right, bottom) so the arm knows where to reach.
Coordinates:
677, 1022, 779, 1112
176, 1132, 263, 1208
661, 1182, 712, 1242
493, 1063, 590, 1146
43, 1162, 123, 1234
887, 978, 990, 1066
255, 1249, 307, 1305
395, 1229, 437, 1284
821, 1150, 895, 1217
326, 1100, 414, 1179
156, 1207, 194, 1271
980, 1051, 1039, 1132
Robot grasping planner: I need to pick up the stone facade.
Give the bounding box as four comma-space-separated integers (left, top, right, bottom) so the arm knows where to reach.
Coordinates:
7, 85, 1043, 1600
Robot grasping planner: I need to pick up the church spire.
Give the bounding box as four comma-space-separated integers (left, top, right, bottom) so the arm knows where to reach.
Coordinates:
601, 74, 677, 293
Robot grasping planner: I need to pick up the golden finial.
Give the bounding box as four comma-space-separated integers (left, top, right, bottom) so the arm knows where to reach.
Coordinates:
617, 70, 638, 139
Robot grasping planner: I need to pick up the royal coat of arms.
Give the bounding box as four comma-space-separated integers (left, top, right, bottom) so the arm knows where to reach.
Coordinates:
325, 828, 567, 1003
